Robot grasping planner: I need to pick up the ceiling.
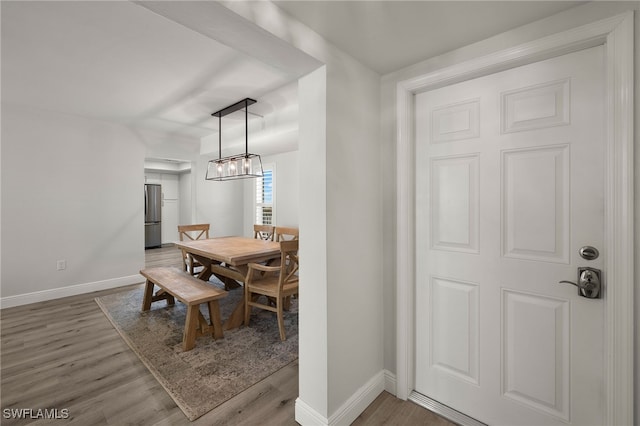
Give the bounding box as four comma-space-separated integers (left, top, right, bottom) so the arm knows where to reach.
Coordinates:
1, 1, 299, 141
273, 1, 586, 75
2, 1, 586, 144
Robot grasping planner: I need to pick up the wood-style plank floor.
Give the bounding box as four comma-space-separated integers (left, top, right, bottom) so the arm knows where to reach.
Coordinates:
1, 245, 455, 425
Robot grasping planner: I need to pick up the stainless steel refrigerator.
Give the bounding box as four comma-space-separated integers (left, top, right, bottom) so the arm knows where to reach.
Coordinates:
144, 184, 162, 248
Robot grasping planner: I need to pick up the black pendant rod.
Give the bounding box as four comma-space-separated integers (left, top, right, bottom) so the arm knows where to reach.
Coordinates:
211, 98, 257, 118
212, 98, 256, 160
245, 100, 249, 157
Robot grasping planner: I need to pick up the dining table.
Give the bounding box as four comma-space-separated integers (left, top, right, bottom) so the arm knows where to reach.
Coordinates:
174, 236, 281, 330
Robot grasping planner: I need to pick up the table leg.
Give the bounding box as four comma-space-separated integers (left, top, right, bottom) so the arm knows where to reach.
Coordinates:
182, 257, 255, 331
189, 255, 214, 281
223, 292, 245, 331
212, 273, 241, 290
191, 254, 245, 290
223, 293, 262, 330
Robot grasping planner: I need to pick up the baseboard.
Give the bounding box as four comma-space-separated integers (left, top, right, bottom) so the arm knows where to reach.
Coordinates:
295, 370, 385, 426
0, 274, 143, 309
295, 398, 329, 426
329, 370, 385, 425
384, 369, 397, 396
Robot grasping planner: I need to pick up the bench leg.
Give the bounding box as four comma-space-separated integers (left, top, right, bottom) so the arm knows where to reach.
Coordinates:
166, 293, 176, 306
154, 289, 175, 306
183, 305, 199, 351
144, 283, 176, 310
197, 311, 209, 335
142, 280, 154, 311
207, 301, 224, 340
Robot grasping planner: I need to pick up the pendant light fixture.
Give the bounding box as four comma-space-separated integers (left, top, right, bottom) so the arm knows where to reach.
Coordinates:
205, 98, 263, 181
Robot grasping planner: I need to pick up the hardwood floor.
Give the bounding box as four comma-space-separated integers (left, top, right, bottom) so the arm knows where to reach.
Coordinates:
1, 245, 454, 425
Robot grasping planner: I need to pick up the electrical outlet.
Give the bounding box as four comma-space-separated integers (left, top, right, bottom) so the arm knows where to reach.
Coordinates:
57, 260, 66, 271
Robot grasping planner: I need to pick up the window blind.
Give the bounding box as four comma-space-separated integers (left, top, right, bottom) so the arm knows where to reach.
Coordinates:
256, 169, 273, 225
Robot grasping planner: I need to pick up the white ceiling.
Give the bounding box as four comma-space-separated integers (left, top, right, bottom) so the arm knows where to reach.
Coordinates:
1, 1, 299, 140
2, 1, 586, 143
274, 1, 586, 75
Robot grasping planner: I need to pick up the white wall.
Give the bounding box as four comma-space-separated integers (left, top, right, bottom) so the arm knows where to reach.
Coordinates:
193, 155, 245, 237
324, 57, 382, 417
243, 150, 299, 237
0, 105, 146, 306
0, 103, 201, 307
269, 151, 299, 229
298, 67, 329, 417
297, 51, 384, 424
380, 2, 639, 423
179, 171, 193, 225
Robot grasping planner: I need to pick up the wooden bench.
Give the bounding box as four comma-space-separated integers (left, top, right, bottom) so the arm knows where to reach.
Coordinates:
140, 267, 228, 351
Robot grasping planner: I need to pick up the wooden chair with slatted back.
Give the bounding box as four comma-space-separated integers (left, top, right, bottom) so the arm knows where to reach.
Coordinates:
177, 224, 210, 275
244, 240, 299, 341
253, 224, 275, 241
275, 226, 299, 300
275, 226, 299, 242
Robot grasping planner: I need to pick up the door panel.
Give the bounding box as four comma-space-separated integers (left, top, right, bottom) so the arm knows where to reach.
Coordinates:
502, 145, 570, 263
502, 289, 570, 420
430, 155, 479, 253
431, 276, 479, 385
415, 46, 605, 425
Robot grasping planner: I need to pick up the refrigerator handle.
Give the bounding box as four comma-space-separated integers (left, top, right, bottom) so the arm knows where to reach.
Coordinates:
144, 185, 147, 217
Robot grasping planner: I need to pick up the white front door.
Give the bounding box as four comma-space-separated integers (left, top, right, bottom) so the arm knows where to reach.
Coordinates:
415, 46, 605, 425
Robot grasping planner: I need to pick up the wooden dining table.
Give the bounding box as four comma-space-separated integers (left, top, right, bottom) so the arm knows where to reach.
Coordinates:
174, 236, 281, 330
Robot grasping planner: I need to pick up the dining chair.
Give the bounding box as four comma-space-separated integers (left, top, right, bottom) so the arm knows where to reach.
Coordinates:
177, 224, 210, 275
244, 239, 299, 341
274, 226, 299, 299
275, 226, 299, 242
253, 224, 275, 241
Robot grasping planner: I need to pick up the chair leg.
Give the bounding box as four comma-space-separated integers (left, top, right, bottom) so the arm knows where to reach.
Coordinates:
244, 289, 251, 326
188, 256, 195, 276
181, 249, 188, 273
277, 297, 286, 341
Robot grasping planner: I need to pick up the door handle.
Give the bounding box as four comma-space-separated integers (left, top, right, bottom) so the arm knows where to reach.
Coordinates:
559, 267, 601, 299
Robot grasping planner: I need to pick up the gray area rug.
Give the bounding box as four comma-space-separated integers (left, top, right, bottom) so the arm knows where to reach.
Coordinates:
95, 282, 298, 421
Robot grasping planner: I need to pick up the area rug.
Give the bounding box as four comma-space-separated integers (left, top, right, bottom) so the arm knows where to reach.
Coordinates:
95, 282, 298, 421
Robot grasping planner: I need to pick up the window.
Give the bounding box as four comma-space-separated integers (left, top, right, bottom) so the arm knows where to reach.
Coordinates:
255, 166, 274, 225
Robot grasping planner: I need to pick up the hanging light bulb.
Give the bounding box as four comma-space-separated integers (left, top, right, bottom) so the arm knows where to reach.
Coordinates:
243, 156, 251, 174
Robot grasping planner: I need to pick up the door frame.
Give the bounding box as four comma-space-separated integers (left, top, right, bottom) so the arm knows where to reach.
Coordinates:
395, 12, 634, 425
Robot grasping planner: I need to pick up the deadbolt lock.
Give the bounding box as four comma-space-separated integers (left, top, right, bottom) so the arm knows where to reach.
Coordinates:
579, 246, 599, 261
